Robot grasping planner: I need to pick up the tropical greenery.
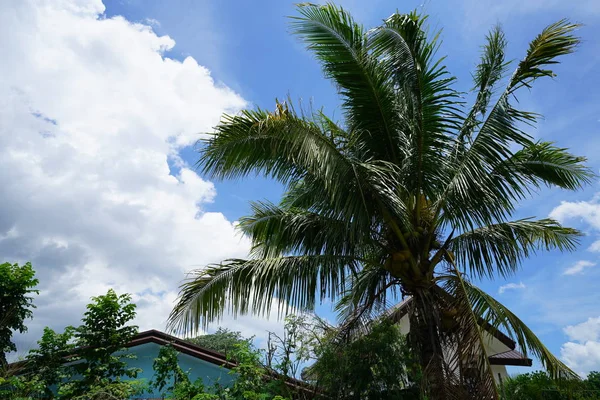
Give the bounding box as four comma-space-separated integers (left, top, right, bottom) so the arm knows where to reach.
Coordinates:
502, 371, 600, 399
168, 3, 593, 399
1, 287, 145, 399
0, 262, 39, 367
187, 327, 253, 359
307, 319, 420, 399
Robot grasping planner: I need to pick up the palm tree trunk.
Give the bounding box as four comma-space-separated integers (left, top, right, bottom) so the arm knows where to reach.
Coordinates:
409, 288, 450, 400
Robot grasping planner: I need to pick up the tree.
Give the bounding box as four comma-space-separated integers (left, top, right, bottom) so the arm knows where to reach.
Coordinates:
0, 262, 39, 367
25, 326, 75, 397
309, 319, 419, 399
168, 4, 592, 399
502, 371, 600, 399
187, 327, 252, 358
59, 289, 140, 398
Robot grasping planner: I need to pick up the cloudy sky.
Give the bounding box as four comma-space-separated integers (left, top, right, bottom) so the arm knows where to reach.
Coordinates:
2, 0, 600, 376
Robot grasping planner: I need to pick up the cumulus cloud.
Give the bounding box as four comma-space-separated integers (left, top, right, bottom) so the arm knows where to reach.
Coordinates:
565, 317, 600, 343
563, 260, 597, 276
562, 317, 600, 375
0, 0, 280, 355
550, 196, 600, 230
551, 194, 600, 259
498, 282, 526, 294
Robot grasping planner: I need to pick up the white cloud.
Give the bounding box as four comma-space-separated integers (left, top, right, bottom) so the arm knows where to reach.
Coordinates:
550, 197, 600, 230
0, 0, 284, 355
563, 260, 596, 276
565, 317, 600, 343
562, 317, 600, 375
588, 240, 600, 253
498, 281, 526, 294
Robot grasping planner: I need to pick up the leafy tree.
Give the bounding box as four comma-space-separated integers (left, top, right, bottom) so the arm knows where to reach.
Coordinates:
169, 4, 592, 399
0, 262, 39, 367
151, 344, 190, 396
266, 315, 318, 380
25, 326, 75, 397
188, 327, 253, 357
309, 319, 419, 399
59, 289, 140, 398
502, 371, 600, 399
152, 341, 292, 400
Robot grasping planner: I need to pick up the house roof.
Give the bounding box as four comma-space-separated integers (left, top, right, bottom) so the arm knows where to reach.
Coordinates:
129, 330, 317, 394
127, 329, 235, 369
9, 329, 316, 396
489, 350, 533, 367
388, 297, 533, 367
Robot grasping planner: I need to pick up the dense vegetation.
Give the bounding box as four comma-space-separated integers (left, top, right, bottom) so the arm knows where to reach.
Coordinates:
0, 262, 39, 368
502, 371, 600, 399
0, 265, 422, 399
169, 3, 592, 399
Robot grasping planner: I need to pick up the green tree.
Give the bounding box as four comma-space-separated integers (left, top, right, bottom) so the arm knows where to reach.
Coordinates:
187, 328, 252, 358
151, 344, 190, 396
60, 289, 140, 398
25, 326, 75, 397
0, 262, 39, 367
168, 4, 592, 399
502, 371, 600, 399
309, 320, 419, 399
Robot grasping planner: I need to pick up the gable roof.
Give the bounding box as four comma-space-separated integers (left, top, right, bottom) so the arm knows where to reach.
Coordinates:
388, 297, 532, 367
127, 329, 235, 369
9, 329, 317, 396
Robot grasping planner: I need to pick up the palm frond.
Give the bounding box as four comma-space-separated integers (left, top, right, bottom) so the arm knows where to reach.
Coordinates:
168, 255, 358, 334
509, 19, 581, 92
495, 141, 595, 190
199, 103, 349, 186
442, 277, 578, 380
450, 218, 581, 279
458, 25, 509, 144
439, 20, 581, 231
238, 200, 374, 258
440, 274, 500, 399
335, 266, 398, 328
368, 11, 461, 200
291, 3, 401, 162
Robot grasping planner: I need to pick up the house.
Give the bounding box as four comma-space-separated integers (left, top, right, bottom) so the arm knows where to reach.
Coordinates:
390, 297, 532, 384
8, 329, 314, 399
125, 329, 237, 397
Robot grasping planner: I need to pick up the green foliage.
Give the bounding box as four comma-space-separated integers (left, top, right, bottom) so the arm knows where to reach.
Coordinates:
25, 326, 75, 396
309, 319, 419, 399
59, 289, 140, 397
266, 315, 317, 380
168, 4, 592, 398
151, 344, 190, 395
188, 327, 253, 358
502, 371, 600, 399
4, 288, 141, 399
0, 262, 39, 366
69, 379, 147, 400
152, 340, 292, 400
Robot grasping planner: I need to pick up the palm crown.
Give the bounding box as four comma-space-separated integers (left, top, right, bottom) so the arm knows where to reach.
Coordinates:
169, 4, 593, 398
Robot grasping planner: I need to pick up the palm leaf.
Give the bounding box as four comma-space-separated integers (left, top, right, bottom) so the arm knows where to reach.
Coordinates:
167, 255, 358, 334
450, 218, 581, 279
439, 20, 581, 231
291, 3, 401, 162
494, 141, 595, 190
443, 276, 578, 380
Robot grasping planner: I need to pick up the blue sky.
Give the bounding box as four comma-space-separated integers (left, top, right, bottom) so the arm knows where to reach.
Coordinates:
2, 0, 600, 375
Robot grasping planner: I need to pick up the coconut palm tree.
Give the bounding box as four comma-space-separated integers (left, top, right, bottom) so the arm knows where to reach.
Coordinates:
169, 4, 592, 399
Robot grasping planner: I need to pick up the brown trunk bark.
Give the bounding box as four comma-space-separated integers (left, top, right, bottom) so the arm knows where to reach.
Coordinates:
409, 288, 450, 400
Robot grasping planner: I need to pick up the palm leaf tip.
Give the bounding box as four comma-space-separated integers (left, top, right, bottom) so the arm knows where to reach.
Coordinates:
511, 19, 581, 91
